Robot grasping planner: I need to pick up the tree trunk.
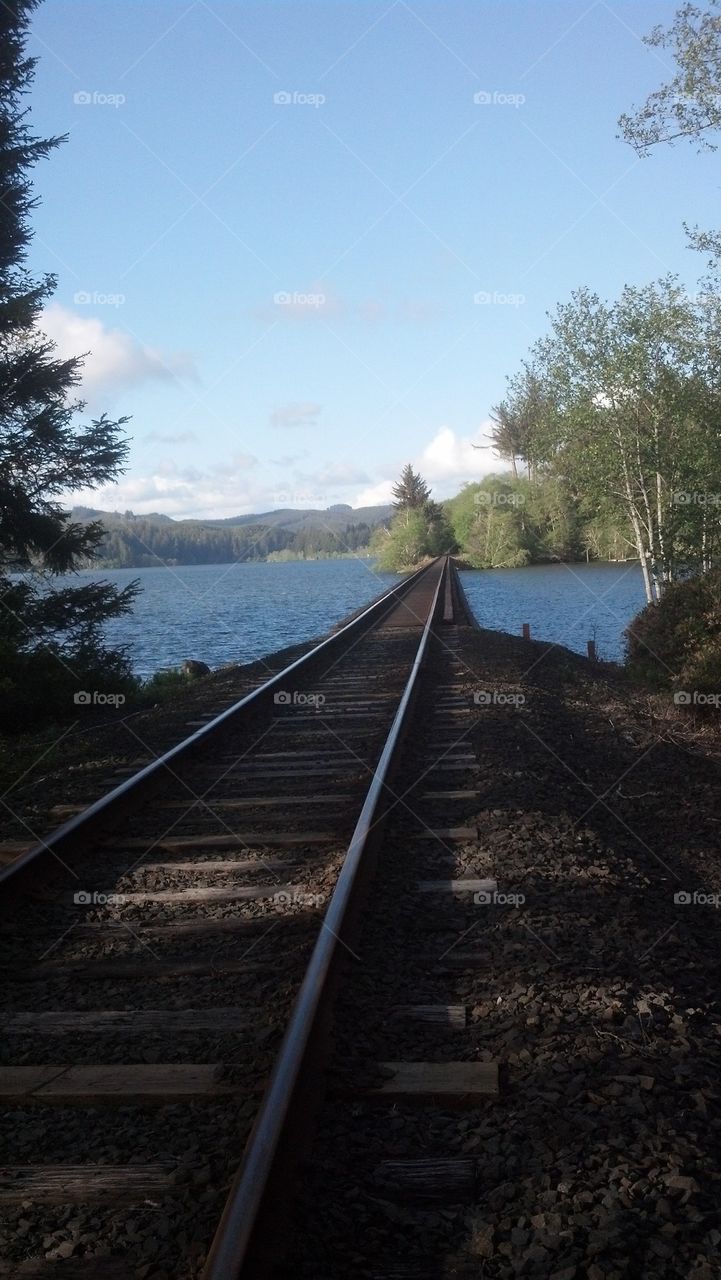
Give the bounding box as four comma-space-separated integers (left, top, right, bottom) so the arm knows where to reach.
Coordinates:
616, 429, 654, 603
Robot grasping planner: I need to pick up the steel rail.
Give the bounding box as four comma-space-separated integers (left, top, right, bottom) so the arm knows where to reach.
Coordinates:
202, 555, 450, 1280
0, 558, 442, 898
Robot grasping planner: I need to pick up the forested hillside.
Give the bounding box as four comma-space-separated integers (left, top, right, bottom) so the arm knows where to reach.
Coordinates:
71, 507, 384, 567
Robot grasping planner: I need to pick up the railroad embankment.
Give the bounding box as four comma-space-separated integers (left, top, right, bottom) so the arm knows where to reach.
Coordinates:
291, 621, 721, 1278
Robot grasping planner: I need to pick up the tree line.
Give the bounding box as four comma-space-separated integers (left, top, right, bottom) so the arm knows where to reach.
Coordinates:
485, 280, 721, 604
84, 514, 376, 567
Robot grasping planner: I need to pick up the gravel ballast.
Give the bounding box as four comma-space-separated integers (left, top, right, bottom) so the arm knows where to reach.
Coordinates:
289, 621, 721, 1280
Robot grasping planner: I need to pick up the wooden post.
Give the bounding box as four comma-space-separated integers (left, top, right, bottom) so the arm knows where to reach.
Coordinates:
522, 623, 530, 641
587, 639, 596, 661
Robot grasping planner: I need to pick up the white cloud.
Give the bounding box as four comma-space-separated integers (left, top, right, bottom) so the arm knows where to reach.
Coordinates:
417, 423, 498, 491
66, 424, 506, 522
69, 453, 258, 520
41, 304, 197, 403
353, 423, 500, 508
354, 479, 395, 507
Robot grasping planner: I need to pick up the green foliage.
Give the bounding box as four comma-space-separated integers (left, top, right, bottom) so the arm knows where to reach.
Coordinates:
78, 512, 376, 567
619, 2, 721, 154
626, 569, 721, 698
495, 276, 721, 602
445, 473, 584, 568
392, 464, 431, 511
0, 1, 137, 729
488, 370, 550, 479
445, 479, 527, 568
373, 510, 431, 571
0, 634, 139, 729
139, 668, 190, 703
618, 3, 721, 274
375, 468, 455, 571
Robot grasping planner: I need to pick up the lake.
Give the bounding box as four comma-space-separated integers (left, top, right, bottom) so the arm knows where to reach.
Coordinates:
67, 558, 647, 678
458, 561, 647, 663
73, 559, 399, 679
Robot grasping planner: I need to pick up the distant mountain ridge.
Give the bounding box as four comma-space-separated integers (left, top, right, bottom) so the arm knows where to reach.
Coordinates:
72, 503, 392, 532
70, 504, 393, 568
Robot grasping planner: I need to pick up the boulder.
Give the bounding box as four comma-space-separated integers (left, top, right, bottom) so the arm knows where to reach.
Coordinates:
182, 659, 211, 678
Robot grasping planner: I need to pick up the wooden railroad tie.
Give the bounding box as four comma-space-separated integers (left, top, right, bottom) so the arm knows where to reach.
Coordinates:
366, 1061, 498, 1102
417, 878, 496, 894
0, 1163, 176, 1205
389, 1005, 468, 1029
371, 1157, 477, 1203
0, 1063, 236, 1104
13, 955, 287, 982
112, 832, 334, 850
62, 880, 313, 907
2, 1008, 257, 1036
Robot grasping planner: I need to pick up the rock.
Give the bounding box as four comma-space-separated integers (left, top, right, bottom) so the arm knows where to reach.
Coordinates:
472, 1224, 494, 1258
46, 1241, 75, 1260
182, 659, 211, 677
663, 1174, 699, 1199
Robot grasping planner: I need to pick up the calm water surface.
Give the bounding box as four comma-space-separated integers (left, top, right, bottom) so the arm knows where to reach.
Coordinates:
69, 558, 647, 677
459, 561, 646, 662
73, 559, 398, 678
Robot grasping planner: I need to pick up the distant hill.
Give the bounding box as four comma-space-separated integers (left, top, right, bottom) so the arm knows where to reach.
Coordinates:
72, 503, 391, 531
68, 503, 393, 568
72, 505, 174, 526
198, 504, 393, 534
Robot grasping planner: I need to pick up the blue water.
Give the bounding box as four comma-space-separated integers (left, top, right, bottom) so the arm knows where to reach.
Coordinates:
63, 558, 646, 677
68, 559, 399, 678
459, 561, 647, 662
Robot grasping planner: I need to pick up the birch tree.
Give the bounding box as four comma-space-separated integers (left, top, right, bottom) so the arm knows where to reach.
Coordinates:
523, 279, 721, 603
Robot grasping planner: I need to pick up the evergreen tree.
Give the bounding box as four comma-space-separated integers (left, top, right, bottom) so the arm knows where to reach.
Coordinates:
0, 0, 138, 724
375, 466, 454, 569
391, 463, 431, 511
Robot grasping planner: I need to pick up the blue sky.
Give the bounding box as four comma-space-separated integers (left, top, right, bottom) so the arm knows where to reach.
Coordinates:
27, 0, 719, 518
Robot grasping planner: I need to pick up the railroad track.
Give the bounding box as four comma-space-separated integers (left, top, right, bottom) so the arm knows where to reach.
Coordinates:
0, 555, 464, 1279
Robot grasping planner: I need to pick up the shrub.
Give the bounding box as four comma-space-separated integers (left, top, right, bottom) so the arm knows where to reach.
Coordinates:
626, 570, 721, 697
140, 668, 190, 703
0, 638, 139, 729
